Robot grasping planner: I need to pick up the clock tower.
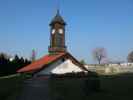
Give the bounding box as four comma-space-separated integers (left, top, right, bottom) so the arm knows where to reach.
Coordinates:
48, 10, 67, 53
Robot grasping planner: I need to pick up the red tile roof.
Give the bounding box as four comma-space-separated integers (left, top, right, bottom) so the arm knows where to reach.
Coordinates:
17, 53, 66, 73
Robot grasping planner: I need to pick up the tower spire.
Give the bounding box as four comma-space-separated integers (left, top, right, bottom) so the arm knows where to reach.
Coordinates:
56, 0, 60, 14
57, 8, 60, 15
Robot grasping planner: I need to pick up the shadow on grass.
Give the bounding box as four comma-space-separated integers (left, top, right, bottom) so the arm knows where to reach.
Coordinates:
1, 73, 133, 100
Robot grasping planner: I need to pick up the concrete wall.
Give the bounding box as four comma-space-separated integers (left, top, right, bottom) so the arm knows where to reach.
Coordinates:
85, 65, 133, 74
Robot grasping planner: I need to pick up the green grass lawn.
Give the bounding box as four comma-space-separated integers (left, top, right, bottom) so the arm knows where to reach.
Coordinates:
1, 73, 133, 100
0, 74, 29, 100
96, 73, 133, 100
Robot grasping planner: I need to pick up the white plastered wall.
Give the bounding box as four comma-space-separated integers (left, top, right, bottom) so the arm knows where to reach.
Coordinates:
35, 59, 84, 76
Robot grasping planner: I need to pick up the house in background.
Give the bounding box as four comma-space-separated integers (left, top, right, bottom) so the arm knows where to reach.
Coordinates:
17, 10, 88, 76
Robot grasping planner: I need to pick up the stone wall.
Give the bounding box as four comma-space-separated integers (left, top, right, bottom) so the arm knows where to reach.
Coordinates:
85, 65, 133, 74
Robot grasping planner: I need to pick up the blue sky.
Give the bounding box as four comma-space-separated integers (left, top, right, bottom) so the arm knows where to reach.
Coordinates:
0, 0, 133, 63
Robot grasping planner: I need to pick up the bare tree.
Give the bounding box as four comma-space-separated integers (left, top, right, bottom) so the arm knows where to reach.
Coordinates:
127, 51, 133, 62
92, 47, 107, 64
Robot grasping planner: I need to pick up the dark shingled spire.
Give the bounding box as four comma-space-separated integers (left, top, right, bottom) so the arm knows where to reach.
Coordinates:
50, 9, 66, 26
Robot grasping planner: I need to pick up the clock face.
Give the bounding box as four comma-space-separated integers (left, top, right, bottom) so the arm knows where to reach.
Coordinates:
52, 29, 55, 34
59, 29, 63, 34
